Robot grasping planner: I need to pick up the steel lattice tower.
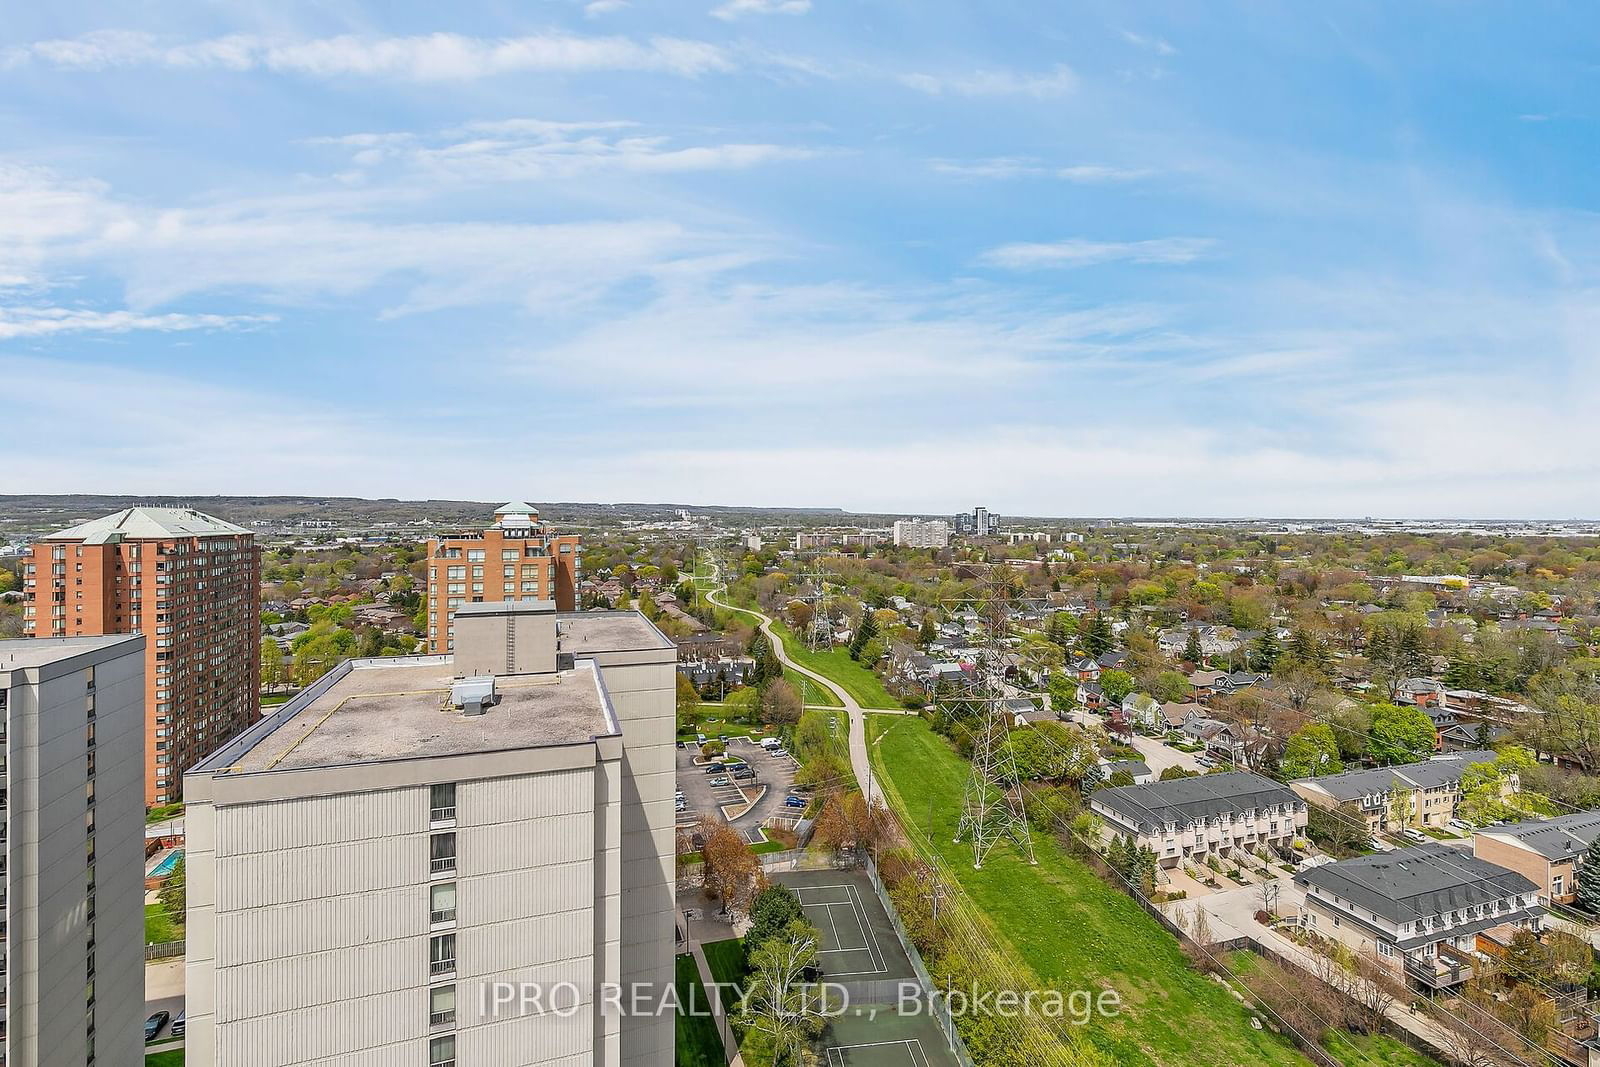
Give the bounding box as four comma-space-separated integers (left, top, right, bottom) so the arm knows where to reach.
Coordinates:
949, 568, 1037, 869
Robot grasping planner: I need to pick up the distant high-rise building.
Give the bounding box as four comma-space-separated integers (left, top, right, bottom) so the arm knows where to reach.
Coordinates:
22, 507, 259, 806
425, 502, 582, 654
953, 507, 998, 538
892, 519, 951, 549
184, 600, 676, 1066
1, 634, 146, 1067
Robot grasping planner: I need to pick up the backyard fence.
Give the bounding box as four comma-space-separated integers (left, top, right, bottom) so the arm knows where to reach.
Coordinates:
863, 856, 978, 1067
145, 940, 184, 961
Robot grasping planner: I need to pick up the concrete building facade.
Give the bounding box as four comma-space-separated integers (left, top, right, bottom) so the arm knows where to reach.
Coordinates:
0, 635, 147, 1067
22, 507, 259, 805
425, 503, 582, 653
891, 519, 951, 549
183, 602, 674, 1067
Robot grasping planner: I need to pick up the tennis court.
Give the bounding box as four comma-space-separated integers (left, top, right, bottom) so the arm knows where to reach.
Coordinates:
771, 868, 916, 982
817, 1007, 962, 1067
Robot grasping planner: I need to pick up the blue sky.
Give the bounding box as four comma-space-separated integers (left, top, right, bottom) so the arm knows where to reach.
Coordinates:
2, 2, 1597, 517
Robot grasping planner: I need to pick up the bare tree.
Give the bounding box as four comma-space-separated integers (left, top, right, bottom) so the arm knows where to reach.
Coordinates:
1345, 950, 1403, 1033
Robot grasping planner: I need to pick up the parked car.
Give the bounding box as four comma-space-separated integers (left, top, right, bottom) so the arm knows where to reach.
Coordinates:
760, 737, 783, 750
675, 799, 687, 813
1400, 828, 1429, 844
767, 748, 788, 759
145, 1011, 170, 1041
784, 795, 806, 809
171, 1011, 186, 1037
709, 777, 730, 787
703, 762, 725, 775
732, 767, 756, 781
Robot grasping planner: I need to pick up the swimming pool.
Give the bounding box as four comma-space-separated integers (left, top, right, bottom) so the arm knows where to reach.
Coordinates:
149, 849, 184, 878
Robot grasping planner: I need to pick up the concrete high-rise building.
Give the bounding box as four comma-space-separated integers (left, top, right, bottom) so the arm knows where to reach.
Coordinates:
425, 503, 582, 654
183, 600, 675, 1067
0, 635, 146, 1067
892, 519, 951, 549
22, 508, 259, 806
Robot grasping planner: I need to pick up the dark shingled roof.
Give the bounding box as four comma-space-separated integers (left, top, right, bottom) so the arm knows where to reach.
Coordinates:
1295, 751, 1499, 801
1478, 810, 1600, 861
1092, 770, 1302, 834
1295, 843, 1537, 924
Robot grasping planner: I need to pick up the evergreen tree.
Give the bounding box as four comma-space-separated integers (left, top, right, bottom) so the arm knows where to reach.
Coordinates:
848, 609, 879, 661
918, 614, 936, 646
1577, 837, 1600, 915
1445, 652, 1482, 690
1252, 631, 1283, 672
1083, 613, 1114, 657
1366, 624, 1392, 667
1184, 628, 1204, 666
1396, 625, 1429, 678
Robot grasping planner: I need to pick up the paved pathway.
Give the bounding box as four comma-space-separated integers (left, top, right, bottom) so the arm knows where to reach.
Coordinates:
704, 566, 885, 805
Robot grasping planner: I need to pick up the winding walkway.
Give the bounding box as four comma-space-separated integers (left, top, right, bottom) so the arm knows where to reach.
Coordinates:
702, 565, 902, 806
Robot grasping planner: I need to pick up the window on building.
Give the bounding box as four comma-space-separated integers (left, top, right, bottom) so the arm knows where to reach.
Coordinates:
429, 1035, 456, 1067
430, 783, 456, 823
430, 832, 456, 876
430, 882, 457, 925
430, 984, 456, 1027
429, 933, 456, 977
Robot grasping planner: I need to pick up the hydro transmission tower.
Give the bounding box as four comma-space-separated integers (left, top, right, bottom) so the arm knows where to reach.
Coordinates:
949, 567, 1037, 869
794, 563, 833, 651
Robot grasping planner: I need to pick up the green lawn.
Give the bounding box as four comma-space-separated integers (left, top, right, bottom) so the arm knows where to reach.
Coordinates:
146, 1052, 185, 1066
145, 803, 184, 824
144, 903, 183, 945
868, 714, 1314, 1067
1224, 953, 1442, 1067
675, 954, 727, 1067
701, 937, 748, 992
705, 596, 845, 708
767, 619, 897, 708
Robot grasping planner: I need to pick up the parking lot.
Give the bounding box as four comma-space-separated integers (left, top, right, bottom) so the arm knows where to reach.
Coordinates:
677, 736, 801, 841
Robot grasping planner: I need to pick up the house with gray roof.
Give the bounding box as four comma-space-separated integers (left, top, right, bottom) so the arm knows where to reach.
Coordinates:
1295, 843, 1543, 990
1089, 770, 1307, 868
1290, 750, 1506, 834
1474, 809, 1600, 907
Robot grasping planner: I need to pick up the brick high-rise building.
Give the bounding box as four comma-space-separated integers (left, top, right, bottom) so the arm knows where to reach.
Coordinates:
425, 502, 581, 654
21, 507, 260, 806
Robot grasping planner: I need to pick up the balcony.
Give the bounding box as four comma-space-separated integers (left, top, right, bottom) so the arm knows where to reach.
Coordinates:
1403, 951, 1472, 989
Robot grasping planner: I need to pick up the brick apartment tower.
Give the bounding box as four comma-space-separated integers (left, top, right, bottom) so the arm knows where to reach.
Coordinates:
21, 507, 259, 806
425, 501, 581, 654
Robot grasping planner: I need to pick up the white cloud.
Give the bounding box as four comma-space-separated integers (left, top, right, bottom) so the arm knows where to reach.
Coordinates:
931, 158, 1152, 182
1057, 165, 1154, 183
899, 64, 1077, 98
6, 30, 734, 79
978, 237, 1215, 269
0, 163, 723, 315
1121, 30, 1177, 56
317, 121, 820, 183
0, 306, 273, 341
585, 0, 629, 15
711, 0, 812, 19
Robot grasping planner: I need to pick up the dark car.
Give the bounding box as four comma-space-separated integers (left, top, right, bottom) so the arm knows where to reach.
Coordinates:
145, 1011, 171, 1041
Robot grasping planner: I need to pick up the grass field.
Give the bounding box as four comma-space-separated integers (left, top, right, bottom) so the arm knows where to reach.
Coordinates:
705, 595, 846, 708
676, 954, 727, 1067
868, 714, 1314, 1067
145, 1052, 185, 1066
767, 619, 898, 709
702, 937, 748, 992
1225, 952, 1443, 1067
145, 902, 182, 945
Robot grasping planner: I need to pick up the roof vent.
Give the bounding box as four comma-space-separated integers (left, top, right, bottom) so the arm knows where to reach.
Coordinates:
451, 676, 498, 716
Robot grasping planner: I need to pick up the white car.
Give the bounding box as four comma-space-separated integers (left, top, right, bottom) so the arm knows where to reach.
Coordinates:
708, 776, 730, 788
1400, 828, 1429, 844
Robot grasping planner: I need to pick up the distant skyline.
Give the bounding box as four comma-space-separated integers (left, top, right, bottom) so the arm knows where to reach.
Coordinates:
3, 3, 1598, 517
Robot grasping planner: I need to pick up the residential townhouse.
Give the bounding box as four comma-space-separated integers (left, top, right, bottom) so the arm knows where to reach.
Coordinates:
1290, 750, 1506, 833
1090, 770, 1308, 868
1295, 844, 1544, 990
1473, 810, 1600, 906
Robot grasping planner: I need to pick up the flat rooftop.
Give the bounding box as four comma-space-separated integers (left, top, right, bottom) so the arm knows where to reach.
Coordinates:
216, 658, 616, 774
558, 611, 675, 654
0, 634, 140, 671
